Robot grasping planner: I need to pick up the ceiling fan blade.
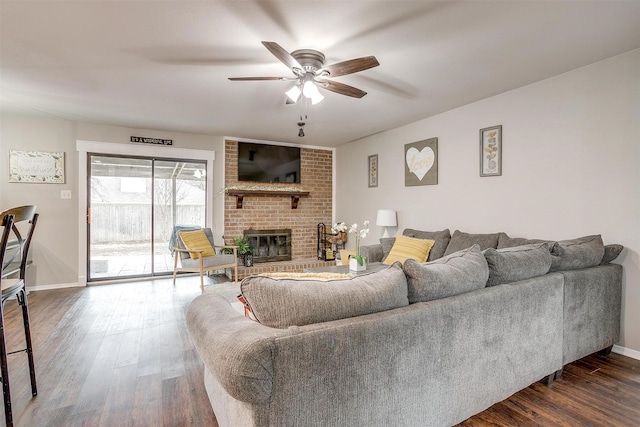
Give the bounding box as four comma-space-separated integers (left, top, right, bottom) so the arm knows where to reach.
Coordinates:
318, 56, 379, 77
228, 76, 295, 81
320, 80, 368, 98
262, 41, 303, 72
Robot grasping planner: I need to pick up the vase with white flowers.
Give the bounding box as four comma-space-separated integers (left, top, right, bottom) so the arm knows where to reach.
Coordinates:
333, 220, 370, 271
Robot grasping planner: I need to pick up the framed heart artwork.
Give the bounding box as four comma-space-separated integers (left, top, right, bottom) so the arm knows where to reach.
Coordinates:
404, 138, 438, 186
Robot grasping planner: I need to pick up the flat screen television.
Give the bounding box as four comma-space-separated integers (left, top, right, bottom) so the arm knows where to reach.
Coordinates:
237, 142, 301, 183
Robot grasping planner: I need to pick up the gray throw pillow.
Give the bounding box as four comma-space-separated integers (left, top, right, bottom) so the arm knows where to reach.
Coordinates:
240, 262, 409, 328
484, 243, 552, 287
402, 228, 451, 261
380, 237, 396, 260
549, 235, 605, 272
600, 244, 624, 264
497, 232, 549, 249
403, 245, 489, 303
443, 230, 500, 256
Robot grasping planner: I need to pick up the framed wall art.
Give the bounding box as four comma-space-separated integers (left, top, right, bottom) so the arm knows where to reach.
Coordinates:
404, 138, 438, 186
368, 154, 378, 187
9, 150, 65, 183
480, 125, 502, 177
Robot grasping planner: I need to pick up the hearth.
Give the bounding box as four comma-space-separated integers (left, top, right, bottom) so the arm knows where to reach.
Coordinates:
244, 229, 292, 263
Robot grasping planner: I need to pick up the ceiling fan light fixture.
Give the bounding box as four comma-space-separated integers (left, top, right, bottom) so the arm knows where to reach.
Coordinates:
310, 91, 324, 105
302, 80, 320, 98
230, 41, 379, 102
286, 85, 301, 103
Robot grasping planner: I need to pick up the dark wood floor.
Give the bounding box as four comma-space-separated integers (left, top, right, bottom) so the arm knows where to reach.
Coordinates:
0, 276, 218, 426
0, 276, 638, 426
460, 353, 640, 426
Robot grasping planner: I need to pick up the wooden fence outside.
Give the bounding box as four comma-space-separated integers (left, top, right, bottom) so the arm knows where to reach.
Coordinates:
90, 203, 205, 243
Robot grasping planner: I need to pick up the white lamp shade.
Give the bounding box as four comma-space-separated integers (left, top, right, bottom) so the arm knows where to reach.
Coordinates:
376, 209, 397, 227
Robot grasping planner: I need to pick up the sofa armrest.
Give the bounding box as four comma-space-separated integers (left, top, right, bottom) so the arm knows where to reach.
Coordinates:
186, 293, 289, 404
561, 263, 622, 364
360, 244, 384, 262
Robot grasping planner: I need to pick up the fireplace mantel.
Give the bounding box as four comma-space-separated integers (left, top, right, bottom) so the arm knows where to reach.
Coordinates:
226, 189, 310, 209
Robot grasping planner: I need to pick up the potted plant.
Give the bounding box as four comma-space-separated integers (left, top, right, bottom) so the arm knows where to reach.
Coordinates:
333, 220, 370, 271
222, 236, 255, 267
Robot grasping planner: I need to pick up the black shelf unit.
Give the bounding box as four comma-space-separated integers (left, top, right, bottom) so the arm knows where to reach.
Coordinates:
317, 223, 346, 261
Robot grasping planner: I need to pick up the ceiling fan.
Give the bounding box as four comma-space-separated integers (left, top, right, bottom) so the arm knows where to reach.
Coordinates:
228, 41, 379, 104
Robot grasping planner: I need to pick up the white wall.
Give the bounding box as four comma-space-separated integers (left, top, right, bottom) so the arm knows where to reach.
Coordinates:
0, 116, 225, 288
336, 49, 640, 352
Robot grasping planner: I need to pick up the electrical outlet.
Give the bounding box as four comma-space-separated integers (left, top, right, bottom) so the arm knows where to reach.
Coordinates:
60, 190, 72, 199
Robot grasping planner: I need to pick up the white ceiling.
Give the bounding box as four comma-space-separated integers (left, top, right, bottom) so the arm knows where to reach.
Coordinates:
1, 1, 638, 147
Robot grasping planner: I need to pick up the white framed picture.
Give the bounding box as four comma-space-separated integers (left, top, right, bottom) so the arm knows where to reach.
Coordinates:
9, 150, 65, 183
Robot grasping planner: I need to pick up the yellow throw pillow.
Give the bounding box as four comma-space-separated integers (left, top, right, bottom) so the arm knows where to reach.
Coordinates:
179, 229, 215, 259
383, 235, 435, 265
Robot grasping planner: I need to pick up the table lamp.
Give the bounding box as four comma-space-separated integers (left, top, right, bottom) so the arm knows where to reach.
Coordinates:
376, 209, 397, 238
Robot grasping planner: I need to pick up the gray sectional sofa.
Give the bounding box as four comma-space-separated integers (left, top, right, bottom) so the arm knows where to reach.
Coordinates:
186, 228, 623, 427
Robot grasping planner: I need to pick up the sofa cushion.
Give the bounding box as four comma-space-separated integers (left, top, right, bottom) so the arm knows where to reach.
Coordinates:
549, 235, 605, 272
403, 228, 451, 260
240, 262, 409, 328
403, 245, 489, 303
383, 235, 435, 265
601, 244, 624, 264
180, 253, 236, 269
443, 230, 500, 256
484, 243, 552, 287
497, 232, 549, 249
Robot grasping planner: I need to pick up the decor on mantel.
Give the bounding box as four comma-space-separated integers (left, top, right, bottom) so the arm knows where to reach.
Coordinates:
480, 125, 502, 177
405, 138, 438, 186
376, 209, 397, 238
333, 220, 370, 271
222, 184, 310, 209
223, 184, 306, 193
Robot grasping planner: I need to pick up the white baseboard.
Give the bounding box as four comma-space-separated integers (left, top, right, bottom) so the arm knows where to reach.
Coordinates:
28, 282, 82, 292
612, 344, 640, 360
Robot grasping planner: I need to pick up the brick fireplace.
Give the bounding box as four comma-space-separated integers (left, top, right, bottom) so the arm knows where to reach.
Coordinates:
223, 140, 335, 279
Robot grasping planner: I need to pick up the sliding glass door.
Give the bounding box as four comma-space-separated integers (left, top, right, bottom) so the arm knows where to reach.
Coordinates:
87, 154, 206, 281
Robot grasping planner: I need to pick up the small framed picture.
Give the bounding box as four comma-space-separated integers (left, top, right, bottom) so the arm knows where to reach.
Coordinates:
368, 154, 378, 187
480, 125, 502, 177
